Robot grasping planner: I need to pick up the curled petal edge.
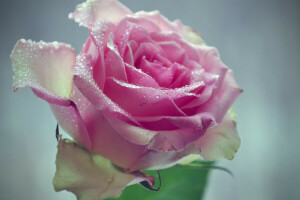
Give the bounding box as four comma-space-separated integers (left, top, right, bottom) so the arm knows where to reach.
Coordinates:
69, 0, 132, 28
194, 112, 241, 160
11, 39, 76, 105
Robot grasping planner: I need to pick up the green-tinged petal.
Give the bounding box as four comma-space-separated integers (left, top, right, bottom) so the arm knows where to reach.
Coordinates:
228, 107, 237, 121
11, 39, 75, 103
194, 113, 241, 160
53, 140, 154, 200
177, 154, 202, 165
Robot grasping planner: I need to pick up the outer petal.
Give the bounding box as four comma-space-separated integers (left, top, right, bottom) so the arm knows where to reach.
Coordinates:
147, 129, 204, 152
104, 114, 157, 145
195, 70, 243, 124
82, 108, 148, 169
70, 0, 132, 28
194, 113, 241, 160
50, 103, 92, 151
53, 140, 154, 200
136, 11, 206, 47
175, 20, 205, 46
150, 32, 200, 62
135, 11, 178, 33
105, 112, 204, 152
135, 112, 216, 132
11, 39, 76, 106
128, 143, 201, 172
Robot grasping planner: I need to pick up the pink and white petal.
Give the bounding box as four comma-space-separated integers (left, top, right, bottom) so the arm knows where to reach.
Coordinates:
168, 113, 217, 130
114, 16, 160, 54
81, 37, 98, 59
53, 139, 154, 200
148, 128, 204, 152
84, 109, 148, 169
50, 103, 92, 151
114, 17, 158, 56
165, 81, 205, 108
73, 54, 140, 125
150, 32, 200, 63
68, 86, 149, 169
105, 111, 203, 150
181, 69, 223, 109
135, 111, 216, 131
69, 0, 132, 28
135, 11, 178, 33
194, 113, 241, 160
104, 113, 157, 145
216, 70, 243, 117
135, 11, 205, 47
195, 70, 243, 124
174, 20, 205, 46
104, 78, 186, 117
128, 143, 201, 172
11, 39, 76, 105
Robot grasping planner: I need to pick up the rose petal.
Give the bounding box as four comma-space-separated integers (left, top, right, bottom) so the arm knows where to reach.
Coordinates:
135, 111, 216, 131
138, 57, 174, 87
128, 143, 200, 172
113, 18, 156, 56
135, 11, 178, 33
150, 32, 200, 62
66, 86, 149, 169
133, 42, 165, 65
165, 80, 205, 108
105, 33, 128, 82
50, 103, 92, 151
89, 20, 116, 89
157, 41, 186, 63
73, 54, 140, 125
194, 113, 241, 160
114, 16, 161, 54
83, 109, 148, 169
148, 129, 204, 152
105, 112, 204, 150
194, 70, 243, 124
125, 63, 160, 88
53, 139, 154, 200
104, 114, 157, 145
11, 39, 76, 106
104, 78, 186, 117
175, 20, 205, 46
69, 0, 132, 28
123, 43, 134, 66
136, 11, 205, 47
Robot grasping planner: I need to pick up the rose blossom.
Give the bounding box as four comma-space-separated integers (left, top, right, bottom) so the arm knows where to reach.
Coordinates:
11, 0, 242, 172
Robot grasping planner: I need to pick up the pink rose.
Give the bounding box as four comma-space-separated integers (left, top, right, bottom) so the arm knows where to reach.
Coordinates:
11, 0, 242, 172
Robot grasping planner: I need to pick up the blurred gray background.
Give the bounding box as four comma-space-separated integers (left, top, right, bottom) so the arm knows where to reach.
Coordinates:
1, 0, 299, 199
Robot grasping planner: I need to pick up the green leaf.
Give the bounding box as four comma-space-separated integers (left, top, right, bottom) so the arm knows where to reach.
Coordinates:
106, 162, 213, 200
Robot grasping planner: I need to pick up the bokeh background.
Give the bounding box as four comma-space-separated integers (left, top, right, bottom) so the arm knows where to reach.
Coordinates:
1, 0, 299, 199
